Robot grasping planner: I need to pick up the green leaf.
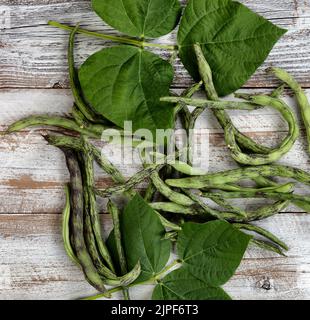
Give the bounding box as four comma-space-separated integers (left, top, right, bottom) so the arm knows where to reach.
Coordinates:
178, 0, 287, 96
92, 0, 182, 38
177, 221, 251, 286
121, 194, 171, 282
106, 230, 122, 275
79, 46, 175, 134
152, 267, 231, 300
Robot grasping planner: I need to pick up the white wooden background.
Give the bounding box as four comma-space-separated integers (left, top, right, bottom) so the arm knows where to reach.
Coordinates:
0, 0, 310, 300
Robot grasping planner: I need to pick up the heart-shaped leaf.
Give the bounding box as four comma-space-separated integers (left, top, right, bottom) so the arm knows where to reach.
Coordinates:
79, 46, 175, 134
178, 0, 287, 96
177, 221, 251, 286
121, 194, 171, 282
152, 267, 231, 300
92, 0, 182, 38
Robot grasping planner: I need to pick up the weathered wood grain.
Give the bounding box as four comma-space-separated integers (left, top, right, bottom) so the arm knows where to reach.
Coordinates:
0, 213, 309, 300
0, 0, 309, 88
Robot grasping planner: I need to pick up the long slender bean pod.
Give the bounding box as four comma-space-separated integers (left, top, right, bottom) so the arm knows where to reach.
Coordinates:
108, 200, 131, 299
62, 185, 79, 266
150, 200, 289, 222
233, 223, 288, 250
174, 82, 203, 117
108, 200, 128, 276
6, 115, 104, 138
202, 190, 310, 209
207, 194, 247, 216
80, 142, 115, 272
187, 107, 205, 166
251, 239, 286, 256
166, 165, 310, 189
140, 152, 195, 206
96, 149, 184, 198
69, 25, 97, 122
154, 211, 182, 231
144, 182, 157, 202
161, 97, 261, 110
146, 170, 195, 206
182, 189, 246, 219
149, 202, 198, 215
80, 148, 141, 286
202, 182, 295, 194
269, 67, 310, 153
64, 148, 107, 293
95, 163, 166, 198
72, 104, 88, 127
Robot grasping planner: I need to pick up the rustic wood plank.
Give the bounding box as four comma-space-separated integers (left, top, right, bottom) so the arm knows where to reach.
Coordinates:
0, 213, 309, 300
0, 89, 310, 214
0, 0, 309, 89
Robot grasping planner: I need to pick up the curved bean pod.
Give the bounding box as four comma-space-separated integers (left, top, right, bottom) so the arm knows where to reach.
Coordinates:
269, 67, 310, 153
226, 94, 299, 165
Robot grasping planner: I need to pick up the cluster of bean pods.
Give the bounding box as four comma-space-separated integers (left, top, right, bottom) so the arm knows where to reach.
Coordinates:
2, 25, 310, 296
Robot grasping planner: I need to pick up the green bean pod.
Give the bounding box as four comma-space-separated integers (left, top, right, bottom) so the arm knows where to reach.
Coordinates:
226, 94, 299, 165
233, 223, 288, 250
144, 182, 157, 202
69, 25, 97, 122
166, 165, 310, 189
6, 115, 104, 138
148, 171, 195, 206
182, 189, 246, 218
62, 185, 80, 266
107, 200, 128, 276
251, 239, 286, 256
64, 148, 107, 293
79, 144, 116, 273
201, 182, 295, 194
204, 190, 310, 209
72, 104, 89, 128
269, 67, 310, 154
154, 211, 182, 231
95, 159, 170, 198
160, 97, 261, 110
207, 194, 247, 216
150, 200, 289, 223
45, 134, 126, 185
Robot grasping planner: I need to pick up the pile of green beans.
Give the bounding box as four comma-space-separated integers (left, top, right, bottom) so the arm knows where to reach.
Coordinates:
2, 27, 310, 297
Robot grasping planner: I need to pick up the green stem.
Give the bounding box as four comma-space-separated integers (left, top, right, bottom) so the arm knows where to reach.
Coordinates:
154, 260, 181, 280
48, 21, 176, 51
82, 260, 181, 300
